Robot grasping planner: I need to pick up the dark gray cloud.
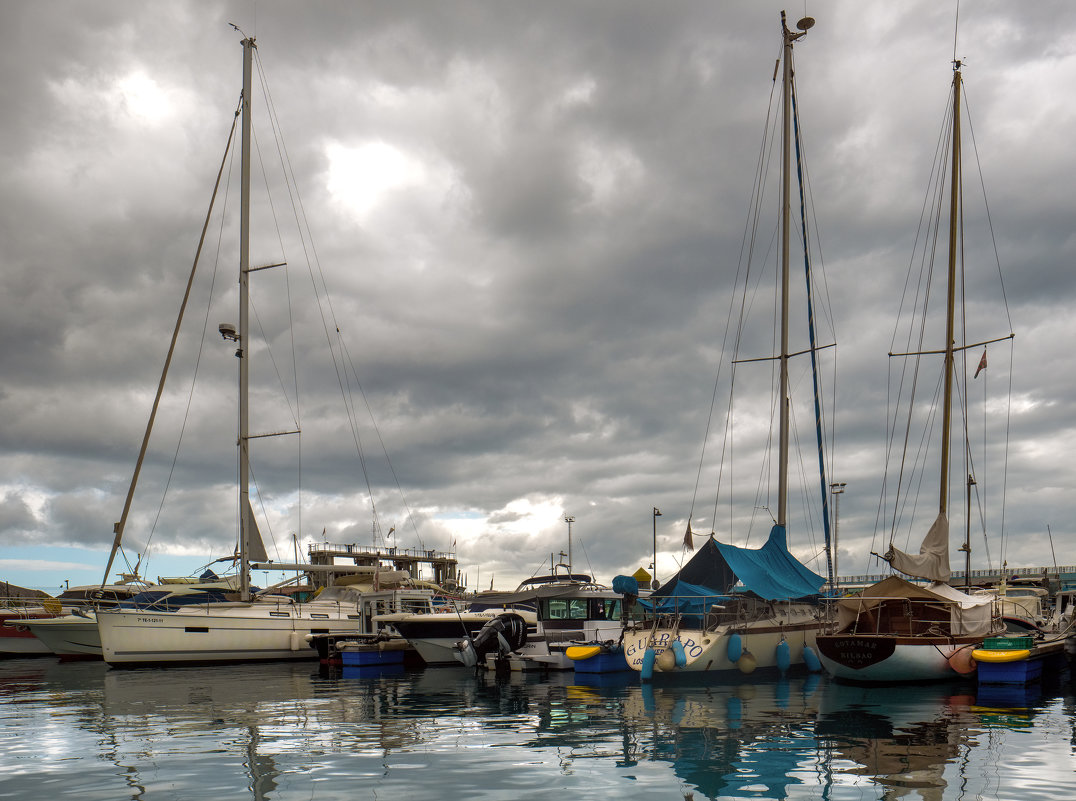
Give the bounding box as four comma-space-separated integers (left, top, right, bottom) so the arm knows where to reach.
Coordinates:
2, 0, 1074, 592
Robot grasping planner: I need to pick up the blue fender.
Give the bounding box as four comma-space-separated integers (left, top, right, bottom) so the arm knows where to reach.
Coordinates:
776, 639, 791, 673
641, 647, 655, 681
803, 645, 822, 673
671, 639, 687, 668
727, 632, 742, 663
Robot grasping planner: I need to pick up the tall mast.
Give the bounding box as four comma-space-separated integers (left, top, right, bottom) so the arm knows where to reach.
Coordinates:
939, 62, 962, 516
239, 36, 255, 601
778, 12, 811, 526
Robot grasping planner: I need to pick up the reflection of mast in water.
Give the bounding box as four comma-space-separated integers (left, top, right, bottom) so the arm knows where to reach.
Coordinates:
244, 723, 279, 801
815, 686, 979, 801
532, 674, 826, 800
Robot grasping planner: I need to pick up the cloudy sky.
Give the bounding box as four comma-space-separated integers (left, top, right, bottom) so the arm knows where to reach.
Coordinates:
2, 1, 1074, 595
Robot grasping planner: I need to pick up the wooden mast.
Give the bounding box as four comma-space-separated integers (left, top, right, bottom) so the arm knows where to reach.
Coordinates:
939, 62, 962, 517
778, 11, 811, 526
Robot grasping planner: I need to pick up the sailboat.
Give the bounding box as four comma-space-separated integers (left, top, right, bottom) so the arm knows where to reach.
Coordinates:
815, 56, 1006, 683
619, 12, 827, 680
95, 35, 439, 667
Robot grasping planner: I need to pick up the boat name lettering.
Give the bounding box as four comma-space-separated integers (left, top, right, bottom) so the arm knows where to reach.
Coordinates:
136, 617, 166, 624
680, 637, 703, 658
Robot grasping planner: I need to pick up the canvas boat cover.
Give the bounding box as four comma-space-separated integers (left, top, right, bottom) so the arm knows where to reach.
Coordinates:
644, 524, 825, 612
833, 575, 994, 637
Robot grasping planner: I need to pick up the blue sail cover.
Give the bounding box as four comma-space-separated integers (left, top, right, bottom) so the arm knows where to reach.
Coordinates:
645, 581, 730, 616
715, 524, 825, 600
641, 525, 823, 612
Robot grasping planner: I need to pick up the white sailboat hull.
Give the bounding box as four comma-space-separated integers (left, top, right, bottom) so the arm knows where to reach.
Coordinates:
816, 635, 980, 683
97, 603, 361, 666
623, 607, 823, 677
24, 614, 102, 657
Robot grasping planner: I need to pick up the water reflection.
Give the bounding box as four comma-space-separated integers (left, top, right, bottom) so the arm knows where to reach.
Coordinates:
0, 658, 1072, 801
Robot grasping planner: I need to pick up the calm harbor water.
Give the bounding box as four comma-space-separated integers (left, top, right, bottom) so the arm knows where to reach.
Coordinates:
0, 657, 1073, 800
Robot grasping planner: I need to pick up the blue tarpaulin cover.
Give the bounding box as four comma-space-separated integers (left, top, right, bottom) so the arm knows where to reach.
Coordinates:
714, 524, 825, 600
641, 525, 823, 609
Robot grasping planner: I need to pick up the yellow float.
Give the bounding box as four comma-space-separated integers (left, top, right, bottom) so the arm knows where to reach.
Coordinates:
971, 648, 1030, 663
565, 645, 601, 661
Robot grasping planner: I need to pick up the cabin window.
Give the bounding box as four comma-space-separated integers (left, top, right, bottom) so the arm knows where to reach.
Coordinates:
542, 598, 588, 620
310, 613, 330, 620
591, 599, 620, 621
269, 611, 291, 618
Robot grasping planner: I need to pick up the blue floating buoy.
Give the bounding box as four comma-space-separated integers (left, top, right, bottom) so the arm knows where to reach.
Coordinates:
671, 639, 687, 668
641, 647, 655, 681
776, 639, 791, 673
727, 632, 742, 663
803, 645, 822, 673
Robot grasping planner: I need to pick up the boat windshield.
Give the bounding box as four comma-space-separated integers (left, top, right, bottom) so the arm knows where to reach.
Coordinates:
541, 597, 621, 622
118, 588, 233, 610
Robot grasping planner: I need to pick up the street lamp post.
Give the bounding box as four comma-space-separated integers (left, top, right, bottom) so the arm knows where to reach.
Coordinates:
652, 507, 662, 588
830, 482, 846, 591
564, 516, 575, 574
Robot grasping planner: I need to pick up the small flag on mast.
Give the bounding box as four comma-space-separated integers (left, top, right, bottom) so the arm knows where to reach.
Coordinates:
974, 349, 987, 378
683, 520, 694, 551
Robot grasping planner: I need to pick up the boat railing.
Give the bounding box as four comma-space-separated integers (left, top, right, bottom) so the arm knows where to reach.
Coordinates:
310, 541, 456, 561
0, 596, 59, 615
845, 595, 974, 636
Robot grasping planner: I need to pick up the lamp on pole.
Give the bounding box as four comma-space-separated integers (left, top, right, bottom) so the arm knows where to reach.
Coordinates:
652, 507, 662, 588
564, 516, 575, 574
830, 482, 846, 591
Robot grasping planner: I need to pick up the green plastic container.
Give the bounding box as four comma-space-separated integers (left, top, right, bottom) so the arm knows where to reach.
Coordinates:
981, 635, 1034, 650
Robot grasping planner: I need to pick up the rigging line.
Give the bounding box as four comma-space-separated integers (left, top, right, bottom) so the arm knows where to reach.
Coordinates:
248, 295, 301, 426
143, 103, 239, 560
889, 85, 957, 355
792, 73, 832, 583
888, 92, 955, 542
788, 91, 840, 505
251, 56, 302, 421
254, 52, 411, 552
962, 92, 1014, 332
952, 0, 961, 65
339, 342, 426, 549
252, 50, 380, 537
896, 369, 943, 553
706, 39, 785, 533
248, 127, 299, 428
103, 95, 243, 583
999, 337, 1013, 560
251, 67, 305, 542
254, 47, 342, 414
247, 465, 280, 562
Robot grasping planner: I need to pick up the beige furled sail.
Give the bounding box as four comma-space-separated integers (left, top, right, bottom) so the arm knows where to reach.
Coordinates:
883, 511, 951, 583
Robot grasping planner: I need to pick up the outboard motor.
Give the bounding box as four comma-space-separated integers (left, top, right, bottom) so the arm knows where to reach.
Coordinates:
454, 613, 528, 668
